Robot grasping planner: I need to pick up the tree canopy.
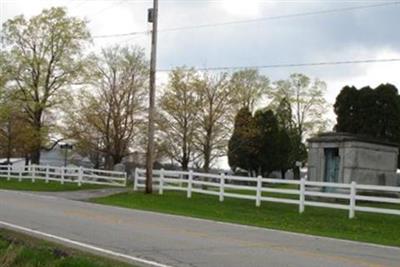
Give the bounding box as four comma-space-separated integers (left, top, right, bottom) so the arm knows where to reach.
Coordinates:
228, 107, 291, 176
158, 67, 200, 170
334, 83, 400, 144
228, 107, 258, 173
2, 7, 91, 164
65, 45, 148, 169
229, 69, 270, 112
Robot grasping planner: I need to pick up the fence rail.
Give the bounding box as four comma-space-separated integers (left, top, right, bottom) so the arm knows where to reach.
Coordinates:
0, 164, 127, 187
134, 168, 400, 219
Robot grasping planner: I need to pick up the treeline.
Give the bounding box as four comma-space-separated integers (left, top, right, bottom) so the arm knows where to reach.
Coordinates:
0, 7, 329, 171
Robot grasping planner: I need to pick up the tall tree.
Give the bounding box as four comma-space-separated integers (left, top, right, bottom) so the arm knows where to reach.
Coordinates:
230, 69, 270, 112
335, 84, 400, 142
334, 83, 400, 167
228, 107, 292, 177
228, 107, 258, 174
66, 45, 148, 169
158, 67, 199, 170
195, 72, 234, 172
253, 109, 281, 176
274, 98, 294, 178
269, 73, 328, 179
2, 7, 91, 164
270, 73, 329, 139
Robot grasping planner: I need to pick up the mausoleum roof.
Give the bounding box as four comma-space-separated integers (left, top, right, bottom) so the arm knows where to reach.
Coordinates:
307, 132, 399, 147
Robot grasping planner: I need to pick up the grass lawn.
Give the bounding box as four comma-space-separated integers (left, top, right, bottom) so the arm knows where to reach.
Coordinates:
0, 229, 135, 267
0, 179, 115, 192
93, 190, 400, 247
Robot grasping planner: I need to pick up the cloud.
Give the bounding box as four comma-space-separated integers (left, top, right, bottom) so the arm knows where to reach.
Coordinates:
219, 0, 265, 18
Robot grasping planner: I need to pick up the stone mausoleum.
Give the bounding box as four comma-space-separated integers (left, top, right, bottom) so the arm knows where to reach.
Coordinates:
307, 132, 399, 186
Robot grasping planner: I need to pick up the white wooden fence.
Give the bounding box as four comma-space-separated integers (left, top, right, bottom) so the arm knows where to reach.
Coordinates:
0, 164, 127, 187
134, 168, 400, 219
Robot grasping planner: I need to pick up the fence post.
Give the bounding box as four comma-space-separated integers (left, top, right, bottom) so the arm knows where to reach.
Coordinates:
78, 166, 83, 187
159, 168, 164, 195
179, 173, 183, 188
133, 168, 138, 191
44, 165, 49, 183
31, 164, 35, 183
61, 166, 64, 185
18, 168, 22, 182
219, 173, 225, 202
123, 172, 127, 187
7, 164, 11, 181
256, 175, 262, 207
187, 170, 193, 198
349, 181, 357, 219
299, 178, 305, 214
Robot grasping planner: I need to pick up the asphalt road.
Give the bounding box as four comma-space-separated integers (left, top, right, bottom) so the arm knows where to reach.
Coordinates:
0, 190, 399, 267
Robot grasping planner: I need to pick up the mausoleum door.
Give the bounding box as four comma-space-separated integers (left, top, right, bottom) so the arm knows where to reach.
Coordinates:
324, 148, 340, 186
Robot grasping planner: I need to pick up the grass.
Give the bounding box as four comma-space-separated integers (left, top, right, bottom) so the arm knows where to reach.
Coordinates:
93, 190, 400, 247
0, 229, 136, 267
0, 179, 114, 192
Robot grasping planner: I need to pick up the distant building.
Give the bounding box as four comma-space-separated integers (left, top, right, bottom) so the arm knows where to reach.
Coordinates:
307, 132, 399, 186
0, 158, 25, 171
40, 145, 94, 168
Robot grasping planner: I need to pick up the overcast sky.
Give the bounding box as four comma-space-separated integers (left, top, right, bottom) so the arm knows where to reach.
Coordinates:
1, 0, 400, 168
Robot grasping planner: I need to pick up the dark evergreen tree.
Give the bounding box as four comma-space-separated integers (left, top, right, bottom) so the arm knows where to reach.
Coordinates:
334, 83, 400, 167
275, 98, 306, 179
253, 109, 281, 176
228, 107, 258, 174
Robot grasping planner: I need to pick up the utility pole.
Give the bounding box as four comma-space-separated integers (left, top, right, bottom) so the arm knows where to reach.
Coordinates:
146, 0, 158, 193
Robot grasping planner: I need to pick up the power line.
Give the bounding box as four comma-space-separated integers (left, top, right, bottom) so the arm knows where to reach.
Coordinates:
93, 30, 149, 39
157, 58, 400, 72
91, 1, 400, 39
158, 1, 400, 33
89, 0, 126, 19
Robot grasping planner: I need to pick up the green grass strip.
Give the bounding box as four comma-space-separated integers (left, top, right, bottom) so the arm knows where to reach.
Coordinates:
0, 229, 136, 267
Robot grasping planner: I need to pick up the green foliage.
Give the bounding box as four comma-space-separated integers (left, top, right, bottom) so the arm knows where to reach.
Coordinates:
267, 73, 328, 178
229, 69, 270, 111
269, 73, 330, 138
159, 67, 200, 170
2, 7, 91, 163
228, 107, 292, 176
194, 72, 234, 171
335, 83, 400, 142
228, 108, 258, 172
253, 109, 281, 174
65, 45, 148, 169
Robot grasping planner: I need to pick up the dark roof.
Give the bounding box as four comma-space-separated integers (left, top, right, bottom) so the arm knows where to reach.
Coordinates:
307, 132, 399, 147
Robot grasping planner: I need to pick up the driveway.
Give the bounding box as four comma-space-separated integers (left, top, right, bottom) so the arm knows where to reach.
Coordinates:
30, 187, 128, 200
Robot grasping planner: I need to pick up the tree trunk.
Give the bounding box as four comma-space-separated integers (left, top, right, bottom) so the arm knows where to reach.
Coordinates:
6, 119, 12, 164
105, 155, 114, 170
31, 149, 41, 165
281, 169, 286, 179
203, 142, 211, 173
31, 111, 43, 164
112, 154, 123, 167
293, 166, 300, 180
181, 159, 189, 171
94, 153, 100, 169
